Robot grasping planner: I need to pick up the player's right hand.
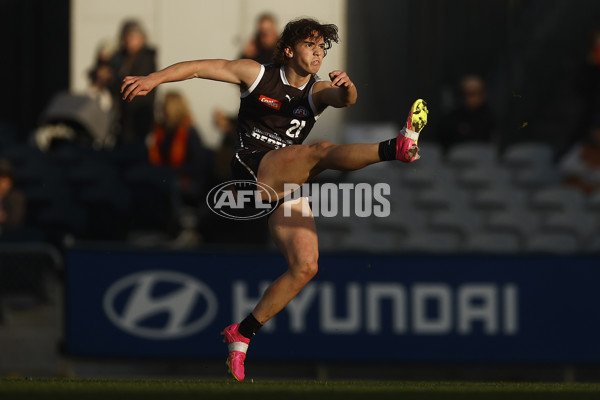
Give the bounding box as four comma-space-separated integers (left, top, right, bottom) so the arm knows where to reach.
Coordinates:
121, 75, 157, 102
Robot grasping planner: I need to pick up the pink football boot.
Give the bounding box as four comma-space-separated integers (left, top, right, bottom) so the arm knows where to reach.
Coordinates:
396, 99, 428, 162
221, 324, 251, 381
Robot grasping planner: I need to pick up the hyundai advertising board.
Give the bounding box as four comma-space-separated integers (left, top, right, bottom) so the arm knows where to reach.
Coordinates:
66, 249, 600, 362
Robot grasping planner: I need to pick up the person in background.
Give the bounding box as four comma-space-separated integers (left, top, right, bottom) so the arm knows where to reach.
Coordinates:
560, 114, 600, 195
240, 13, 279, 64
437, 75, 497, 152
110, 20, 157, 144
148, 91, 214, 206
0, 159, 26, 231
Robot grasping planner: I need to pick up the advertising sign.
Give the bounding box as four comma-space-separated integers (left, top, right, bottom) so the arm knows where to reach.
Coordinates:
66, 249, 600, 362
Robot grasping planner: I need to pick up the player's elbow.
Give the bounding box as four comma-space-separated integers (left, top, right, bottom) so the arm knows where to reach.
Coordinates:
343, 89, 357, 107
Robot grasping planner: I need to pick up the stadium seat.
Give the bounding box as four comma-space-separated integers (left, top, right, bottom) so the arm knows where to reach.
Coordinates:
338, 229, 399, 252
47, 143, 86, 168
370, 200, 427, 237
525, 232, 580, 254
36, 202, 88, 240
108, 143, 150, 171
124, 164, 181, 235
455, 164, 512, 191
584, 234, 600, 253
587, 190, 600, 214
67, 158, 120, 197
464, 231, 521, 253
428, 207, 484, 240
415, 142, 443, 166
485, 209, 540, 240
414, 185, 467, 213
78, 182, 132, 240
530, 186, 586, 213
539, 209, 596, 242
346, 163, 401, 184
344, 123, 399, 144
1, 143, 45, 167
502, 142, 554, 169
401, 163, 441, 190
315, 209, 359, 231
446, 142, 499, 169
401, 229, 463, 253
471, 187, 527, 213
512, 164, 561, 190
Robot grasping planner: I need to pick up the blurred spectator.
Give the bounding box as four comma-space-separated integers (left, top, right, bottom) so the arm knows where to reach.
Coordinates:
437, 75, 497, 152
148, 91, 214, 206
110, 19, 157, 144
0, 159, 26, 231
240, 13, 279, 64
571, 28, 600, 148
209, 13, 279, 168
212, 108, 237, 182
560, 114, 600, 195
87, 40, 117, 115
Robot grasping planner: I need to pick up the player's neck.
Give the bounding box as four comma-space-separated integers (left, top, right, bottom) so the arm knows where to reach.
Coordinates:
283, 64, 311, 88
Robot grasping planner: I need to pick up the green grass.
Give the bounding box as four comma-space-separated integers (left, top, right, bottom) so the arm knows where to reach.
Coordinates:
1, 378, 600, 400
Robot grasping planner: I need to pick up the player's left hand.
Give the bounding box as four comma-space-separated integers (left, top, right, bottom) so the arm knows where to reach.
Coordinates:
329, 70, 354, 89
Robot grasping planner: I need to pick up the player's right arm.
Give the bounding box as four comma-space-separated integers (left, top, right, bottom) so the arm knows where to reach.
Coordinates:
121, 59, 261, 102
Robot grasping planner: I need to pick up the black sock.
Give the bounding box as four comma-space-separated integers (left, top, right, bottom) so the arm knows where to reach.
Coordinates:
238, 313, 263, 339
378, 138, 397, 161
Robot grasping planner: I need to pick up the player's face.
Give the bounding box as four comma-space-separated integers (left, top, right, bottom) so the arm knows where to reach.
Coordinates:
291, 34, 325, 74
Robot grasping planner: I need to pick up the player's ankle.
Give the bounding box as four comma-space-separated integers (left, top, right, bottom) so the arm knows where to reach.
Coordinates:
378, 138, 397, 161
238, 313, 263, 339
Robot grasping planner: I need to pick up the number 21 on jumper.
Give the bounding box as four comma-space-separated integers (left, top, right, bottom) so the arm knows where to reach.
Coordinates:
286, 119, 306, 138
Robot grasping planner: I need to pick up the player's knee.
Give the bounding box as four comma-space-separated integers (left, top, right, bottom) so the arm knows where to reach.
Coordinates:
309, 141, 335, 159
291, 259, 319, 285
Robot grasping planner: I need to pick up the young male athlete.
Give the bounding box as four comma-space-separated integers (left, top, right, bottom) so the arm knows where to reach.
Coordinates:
122, 18, 428, 381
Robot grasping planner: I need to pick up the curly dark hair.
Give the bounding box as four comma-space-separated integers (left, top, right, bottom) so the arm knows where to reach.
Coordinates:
273, 18, 339, 65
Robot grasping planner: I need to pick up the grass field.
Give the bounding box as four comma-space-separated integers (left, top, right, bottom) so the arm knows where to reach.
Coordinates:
2, 378, 600, 400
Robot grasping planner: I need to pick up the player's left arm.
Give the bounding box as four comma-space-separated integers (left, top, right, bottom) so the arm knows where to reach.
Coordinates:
312, 70, 357, 111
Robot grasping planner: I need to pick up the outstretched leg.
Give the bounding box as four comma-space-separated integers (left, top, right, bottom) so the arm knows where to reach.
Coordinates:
258, 99, 428, 199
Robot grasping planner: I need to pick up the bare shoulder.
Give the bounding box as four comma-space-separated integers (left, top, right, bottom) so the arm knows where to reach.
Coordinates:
312, 80, 332, 94
227, 59, 263, 88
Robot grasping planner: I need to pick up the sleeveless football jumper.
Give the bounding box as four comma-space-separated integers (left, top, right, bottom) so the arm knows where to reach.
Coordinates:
231, 64, 322, 181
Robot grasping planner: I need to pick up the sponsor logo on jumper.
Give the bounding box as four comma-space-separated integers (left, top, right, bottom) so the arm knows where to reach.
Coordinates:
259, 95, 281, 110
285, 94, 294, 102
206, 180, 279, 220
251, 128, 290, 149
103, 271, 218, 339
293, 106, 310, 118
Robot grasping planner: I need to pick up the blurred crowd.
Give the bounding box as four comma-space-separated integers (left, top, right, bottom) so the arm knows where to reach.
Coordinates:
0, 16, 599, 252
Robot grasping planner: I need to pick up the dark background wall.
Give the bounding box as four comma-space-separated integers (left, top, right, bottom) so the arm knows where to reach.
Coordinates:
0, 0, 70, 140
347, 0, 600, 154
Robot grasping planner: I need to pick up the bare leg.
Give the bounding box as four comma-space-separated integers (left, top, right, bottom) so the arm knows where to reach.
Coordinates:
257, 141, 380, 199
251, 197, 318, 324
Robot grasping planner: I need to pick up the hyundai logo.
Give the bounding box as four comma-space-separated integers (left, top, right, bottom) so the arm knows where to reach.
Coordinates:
103, 271, 218, 340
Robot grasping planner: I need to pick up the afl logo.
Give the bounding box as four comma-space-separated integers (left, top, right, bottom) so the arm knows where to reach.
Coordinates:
206, 180, 280, 220
293, 107, 310, 118
103, 270, 218, 340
